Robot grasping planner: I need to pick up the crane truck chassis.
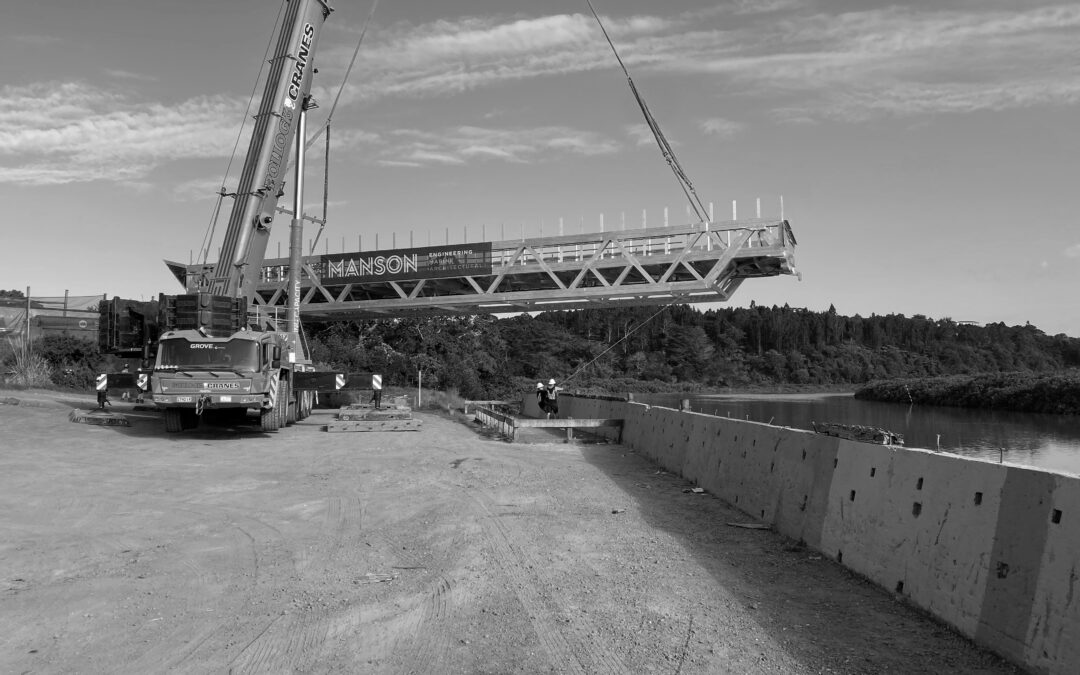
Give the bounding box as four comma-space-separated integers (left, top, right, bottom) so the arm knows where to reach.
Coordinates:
97, 0, 338, 433
100, 293, 325, 432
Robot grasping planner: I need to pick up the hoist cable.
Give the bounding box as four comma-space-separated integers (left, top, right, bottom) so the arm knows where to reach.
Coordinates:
294, 0, 378, 161
584, 0, 710, 223
297, 0, 380, 255
560, 301, 677, 385
323, 124, 330, 222
309, 123, 332, 255
199, 0, 288, 266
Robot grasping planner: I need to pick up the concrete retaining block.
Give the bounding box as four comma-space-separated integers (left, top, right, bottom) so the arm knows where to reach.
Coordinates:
556, 392, 1080, 675
1023, 474, 1080, 672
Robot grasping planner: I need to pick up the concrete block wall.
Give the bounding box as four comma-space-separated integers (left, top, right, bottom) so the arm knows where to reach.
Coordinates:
556, 393, 1080, 675
521, 392, 543, 418
519, 392, 627, 441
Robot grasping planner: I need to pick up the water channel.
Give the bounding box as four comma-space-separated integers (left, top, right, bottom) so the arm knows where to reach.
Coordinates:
638, 392, 1080, 476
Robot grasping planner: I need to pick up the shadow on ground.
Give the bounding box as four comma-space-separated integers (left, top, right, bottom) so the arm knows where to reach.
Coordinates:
572, 441, 1020, 674
459, 405, 1020, 674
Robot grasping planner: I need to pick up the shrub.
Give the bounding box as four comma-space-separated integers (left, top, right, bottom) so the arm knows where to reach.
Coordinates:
3, 337, 53, 388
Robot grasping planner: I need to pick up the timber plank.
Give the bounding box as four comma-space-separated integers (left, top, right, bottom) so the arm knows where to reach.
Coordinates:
326, 419, 424, 432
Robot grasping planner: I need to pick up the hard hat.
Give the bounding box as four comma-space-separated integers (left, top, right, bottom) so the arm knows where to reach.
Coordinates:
548, 378, 556, 385
536, 382, 544, 389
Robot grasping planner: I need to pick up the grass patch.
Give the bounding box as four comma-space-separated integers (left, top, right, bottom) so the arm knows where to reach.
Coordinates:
2, 337, 53, 388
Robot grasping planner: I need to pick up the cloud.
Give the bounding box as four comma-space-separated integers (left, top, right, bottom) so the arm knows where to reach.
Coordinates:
1065, 244, 1080, 259
172, 177, 228, 202
104, 69, 158, 82
0, 82, 246, 186
731, 0, 807, 15
314, 3, 1080, 122
9, 34, 61, 46
701, 117, 743, 139
658, 4, 1080, 120
315, 11, 679, 106
377, 125, 620, 168
624, 124, 654, 147
6, 3, 1078, 189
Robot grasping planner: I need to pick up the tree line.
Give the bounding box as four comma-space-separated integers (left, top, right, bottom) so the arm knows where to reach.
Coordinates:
5, 301, 1078, 399
855, 372, 1080, 416
303, 304, 1080, 399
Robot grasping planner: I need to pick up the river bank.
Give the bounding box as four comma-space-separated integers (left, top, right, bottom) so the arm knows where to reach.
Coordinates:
855, 371, 1080, 415
633, 391, 1080, 475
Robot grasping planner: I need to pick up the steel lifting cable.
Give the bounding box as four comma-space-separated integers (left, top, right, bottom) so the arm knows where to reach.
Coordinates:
559, 2, 715, 385
298, 0, 380, 254
198, 0, 288, 266
559, 300, 679, 386
584, 0, 710, 224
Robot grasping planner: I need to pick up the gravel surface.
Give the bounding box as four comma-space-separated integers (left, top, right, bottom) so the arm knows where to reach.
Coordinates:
0, 390, 1021, 673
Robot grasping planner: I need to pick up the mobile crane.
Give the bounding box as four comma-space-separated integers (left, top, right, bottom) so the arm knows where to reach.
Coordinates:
99, 0, 336, 432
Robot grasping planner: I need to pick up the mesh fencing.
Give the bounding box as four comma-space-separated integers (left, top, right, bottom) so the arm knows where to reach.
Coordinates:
0, 294, 106, 340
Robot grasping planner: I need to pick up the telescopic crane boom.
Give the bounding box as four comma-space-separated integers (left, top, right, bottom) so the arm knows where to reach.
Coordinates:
209, 0, 333, 301
99, 0, 338, 433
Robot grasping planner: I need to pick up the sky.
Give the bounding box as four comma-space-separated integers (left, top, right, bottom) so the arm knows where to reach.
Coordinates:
2, 0, 1079, 336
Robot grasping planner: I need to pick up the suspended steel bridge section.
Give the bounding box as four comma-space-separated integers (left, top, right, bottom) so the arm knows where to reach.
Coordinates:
170, 218, 797, 322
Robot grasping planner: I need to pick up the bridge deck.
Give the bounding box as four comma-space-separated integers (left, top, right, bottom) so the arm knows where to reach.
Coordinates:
176, 218, 797, 321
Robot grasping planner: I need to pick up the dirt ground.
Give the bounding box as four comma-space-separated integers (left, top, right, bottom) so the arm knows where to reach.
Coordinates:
1, 390, 1022, 674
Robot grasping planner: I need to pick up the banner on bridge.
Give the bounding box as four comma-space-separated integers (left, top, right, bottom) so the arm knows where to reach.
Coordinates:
320, 242, 492, 284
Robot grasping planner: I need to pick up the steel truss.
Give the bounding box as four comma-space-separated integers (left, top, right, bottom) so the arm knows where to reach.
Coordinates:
174, 219, 797, 322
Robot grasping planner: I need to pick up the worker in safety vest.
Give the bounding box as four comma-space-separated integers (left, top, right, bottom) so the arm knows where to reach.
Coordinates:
538, 378, 560, 419
120, 363, 131, 401
370, 374, 383, 409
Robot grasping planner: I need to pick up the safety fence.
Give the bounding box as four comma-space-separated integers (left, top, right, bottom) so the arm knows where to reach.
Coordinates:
0, 293, 104, 342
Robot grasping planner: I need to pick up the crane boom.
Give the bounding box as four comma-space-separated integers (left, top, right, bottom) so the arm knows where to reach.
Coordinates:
209, 0, 333, 300
99, 0, 341, 434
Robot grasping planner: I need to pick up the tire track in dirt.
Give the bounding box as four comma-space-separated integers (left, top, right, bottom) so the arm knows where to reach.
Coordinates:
296, 490, 367, 577
218, 511, 338, 675
222, 490, 376, 672
51, 496, 137, 579
226, 492, 379, 673
227, 609, 333, 674
122, 505, 262, 672
466, 489, 628, 675
291, 494, 344, 575
121, 504, 331, 674
366, 527, 462, 675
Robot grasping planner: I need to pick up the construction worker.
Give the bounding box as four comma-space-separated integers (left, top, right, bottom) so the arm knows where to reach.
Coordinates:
539, 378, 560, 419
370, 374, 383, 409
120, 363, 131, 401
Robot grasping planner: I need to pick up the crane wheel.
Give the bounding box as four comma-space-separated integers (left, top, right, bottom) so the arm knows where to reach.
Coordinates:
301, 391, 313, 419
164, 408, 184, 433
296, 391, 308, 421
277, 380, 291, 428
260, 404, 280, 432
286, 384, 298, 426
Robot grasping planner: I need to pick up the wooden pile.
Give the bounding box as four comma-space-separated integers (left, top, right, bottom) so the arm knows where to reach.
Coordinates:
326, 395, 422, 433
